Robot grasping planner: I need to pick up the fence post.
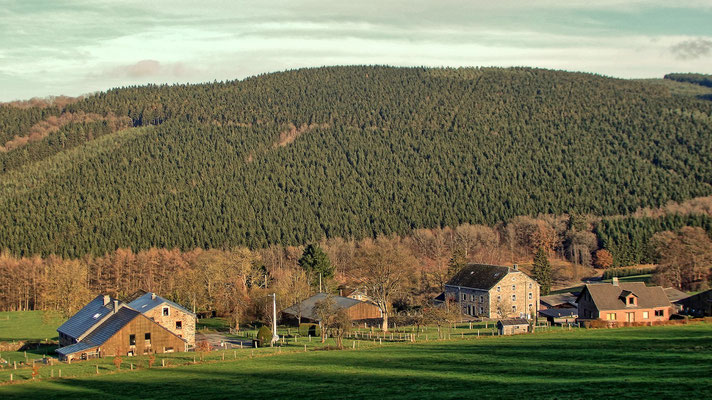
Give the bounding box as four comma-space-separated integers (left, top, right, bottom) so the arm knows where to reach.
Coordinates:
162, 359, 165, 367
96, 365, 99, 374
59, 369, 61, 378
304, 344, 307, 352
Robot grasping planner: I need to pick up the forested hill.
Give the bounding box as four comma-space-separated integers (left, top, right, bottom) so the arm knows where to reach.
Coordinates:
1, 66, 711, 258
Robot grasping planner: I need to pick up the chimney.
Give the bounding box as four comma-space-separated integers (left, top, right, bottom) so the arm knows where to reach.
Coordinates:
103, 295, 110, 306
612, 277, 619, 286
151, 293, 156, 300
113, 300, 119, 313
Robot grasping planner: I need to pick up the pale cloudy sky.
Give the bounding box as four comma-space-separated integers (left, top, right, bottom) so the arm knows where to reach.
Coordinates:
1, 0, 711, 101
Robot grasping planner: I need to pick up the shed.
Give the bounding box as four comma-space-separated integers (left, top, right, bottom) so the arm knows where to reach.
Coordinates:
539, 308, 578, 325
281, 293, 382, 325
496, 318, 530, 336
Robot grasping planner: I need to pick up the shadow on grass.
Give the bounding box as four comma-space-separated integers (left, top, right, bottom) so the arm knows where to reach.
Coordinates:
2, 325, 711, 399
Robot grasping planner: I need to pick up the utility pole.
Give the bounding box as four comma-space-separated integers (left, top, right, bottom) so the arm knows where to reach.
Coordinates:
319, 273, 322, 293
270, 293, 279, 345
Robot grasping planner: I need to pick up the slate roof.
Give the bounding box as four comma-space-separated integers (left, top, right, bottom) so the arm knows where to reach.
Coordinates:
664, 287, 690, 303
539, 308, 578, 318
281, 293, 366, 321
128, 292, 195, 317
540, 293, 577, 308
55, 342, 94, 356
579, 282, 672, 311
446, 264, 513, 290
55, 308, 140, 356
497, 318, 529, 326
57, 295, 118, 339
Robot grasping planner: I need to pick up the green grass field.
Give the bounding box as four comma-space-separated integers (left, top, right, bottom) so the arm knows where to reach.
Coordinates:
0, 311, 64, 342
1, 323, 710, 399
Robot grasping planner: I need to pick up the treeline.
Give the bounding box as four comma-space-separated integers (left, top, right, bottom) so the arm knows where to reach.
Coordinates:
2, 216, 710, 316
664, 73, 712, 88
596, 213, 712, 266
0, 66, 711, 258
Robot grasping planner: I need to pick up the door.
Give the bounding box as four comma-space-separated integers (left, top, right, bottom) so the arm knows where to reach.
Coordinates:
626, 312, 635, 322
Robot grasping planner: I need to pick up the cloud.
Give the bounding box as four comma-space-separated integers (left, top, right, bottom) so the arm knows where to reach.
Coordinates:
670, 38, 712, 60
103, 59, 197, 79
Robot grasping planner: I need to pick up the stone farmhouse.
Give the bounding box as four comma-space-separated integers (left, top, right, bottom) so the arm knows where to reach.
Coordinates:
127, 292, 196, 346
55, 292, 195, 361
576, 278, 673, 324
281, 293, 382, 325
445, 264, 540, 319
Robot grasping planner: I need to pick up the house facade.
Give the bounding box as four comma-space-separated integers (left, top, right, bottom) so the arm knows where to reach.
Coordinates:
445, 264, 540, 319
577, 278, 673, 324
128, 292, 196, 346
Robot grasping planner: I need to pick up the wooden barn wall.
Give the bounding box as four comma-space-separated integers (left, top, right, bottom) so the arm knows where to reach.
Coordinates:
100, 315, 187, 356
347, 302, 382, 320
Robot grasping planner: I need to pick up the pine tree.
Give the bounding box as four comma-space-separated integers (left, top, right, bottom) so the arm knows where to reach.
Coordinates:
447, 248, 467, 278
297, 244, 333, 291
532, 247, 552, 295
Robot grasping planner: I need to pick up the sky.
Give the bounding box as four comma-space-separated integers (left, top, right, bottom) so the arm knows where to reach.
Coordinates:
1, 0, 711, 101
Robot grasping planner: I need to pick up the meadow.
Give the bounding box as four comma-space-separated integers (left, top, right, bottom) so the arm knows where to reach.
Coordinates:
1, 316, 710, 399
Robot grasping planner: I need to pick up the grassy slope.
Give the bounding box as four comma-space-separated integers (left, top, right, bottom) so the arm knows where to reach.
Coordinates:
2, 324, 711, 399
0, 311, 64, 342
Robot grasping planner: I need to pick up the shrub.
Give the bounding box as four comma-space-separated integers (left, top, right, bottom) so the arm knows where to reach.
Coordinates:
256, 326, 272, 347
298, 323, 321, 337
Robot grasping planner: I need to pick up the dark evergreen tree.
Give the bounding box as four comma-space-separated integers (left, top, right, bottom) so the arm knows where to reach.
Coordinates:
532, 248, 552, 295
298, 244, 333, 290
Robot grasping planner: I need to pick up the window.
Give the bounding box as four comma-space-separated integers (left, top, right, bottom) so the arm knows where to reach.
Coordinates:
606, 313, 616, 321
529, 303, 533, 311
164, 347, 174, 353
145, 333, 151, 345
479, 307, 484, 314
497, 295, 501, 301
643, 311, 649, 319
512, 305, 516, 312
512, 285, 516, 291
176, 321, 183, 330
92, 313, 101, 319
529, 283, 532, 289
528, 292, 532, 300
497, 286, 501, 292
163, 307, 170, 316
129, 334, 136, 346
512, 295, 516, 302
479, 295, 484, 303
655, 309, 664, 317
512, 277, 516, 281
628, 297, 635, 305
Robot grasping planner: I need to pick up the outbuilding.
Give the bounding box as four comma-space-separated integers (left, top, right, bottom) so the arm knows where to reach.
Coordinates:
496, 318, 530, 335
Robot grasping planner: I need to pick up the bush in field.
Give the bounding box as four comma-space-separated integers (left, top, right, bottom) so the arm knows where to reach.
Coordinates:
113, 355, 122, 370
298, 323, 321, 337
257, 326, 273, 347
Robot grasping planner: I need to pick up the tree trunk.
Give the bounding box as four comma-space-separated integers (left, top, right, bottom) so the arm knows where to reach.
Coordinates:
382, 311, 389, 332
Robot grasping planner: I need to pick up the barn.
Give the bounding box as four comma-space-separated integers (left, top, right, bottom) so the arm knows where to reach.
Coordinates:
56, 307, 187, 361
281, 293, 382, 325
